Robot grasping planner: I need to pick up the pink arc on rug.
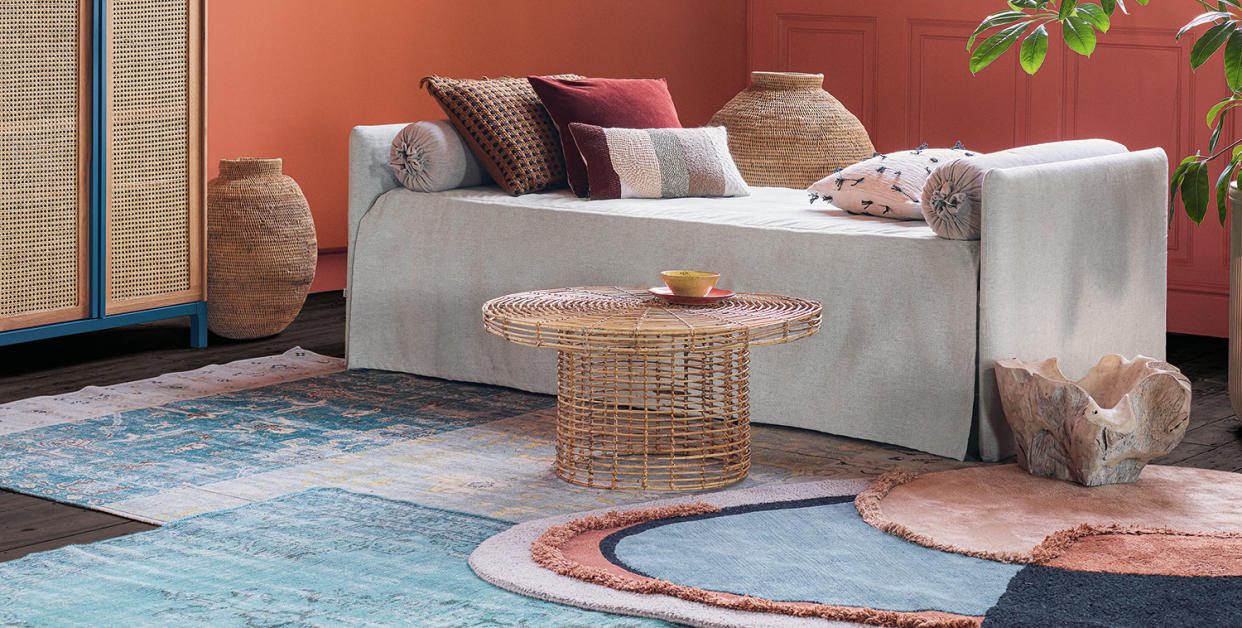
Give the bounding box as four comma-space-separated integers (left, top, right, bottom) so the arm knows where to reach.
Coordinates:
856, 464, 1242, 568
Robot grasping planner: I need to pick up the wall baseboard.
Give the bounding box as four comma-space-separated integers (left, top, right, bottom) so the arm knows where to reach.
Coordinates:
310, 249, 347, 294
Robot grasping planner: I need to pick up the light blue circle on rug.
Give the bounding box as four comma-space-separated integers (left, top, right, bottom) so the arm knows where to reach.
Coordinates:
609, 499, 1022, 616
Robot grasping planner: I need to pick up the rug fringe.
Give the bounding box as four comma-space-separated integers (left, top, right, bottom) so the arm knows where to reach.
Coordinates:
531, 500, 982, 628
855, 468, 1242, 566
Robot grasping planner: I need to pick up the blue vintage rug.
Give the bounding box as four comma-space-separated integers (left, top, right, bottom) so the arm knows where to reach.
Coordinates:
0, 488, 665, 627
0, 352, 961, 524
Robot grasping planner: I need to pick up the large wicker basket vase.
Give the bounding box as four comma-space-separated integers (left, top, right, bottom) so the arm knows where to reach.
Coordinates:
710, 71, 875, 189
207, 158, 316, 339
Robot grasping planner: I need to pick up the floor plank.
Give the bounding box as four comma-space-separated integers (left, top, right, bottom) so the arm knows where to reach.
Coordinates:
0, 521, 153, 563
0, 295, 1238, 564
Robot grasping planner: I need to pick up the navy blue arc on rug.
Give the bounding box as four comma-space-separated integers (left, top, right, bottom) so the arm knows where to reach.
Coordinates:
601, 495, 1023, 616
982, 564, 1242, 628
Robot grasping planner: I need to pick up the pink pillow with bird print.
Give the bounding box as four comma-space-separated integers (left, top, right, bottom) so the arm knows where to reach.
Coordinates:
807, 143, 976, 220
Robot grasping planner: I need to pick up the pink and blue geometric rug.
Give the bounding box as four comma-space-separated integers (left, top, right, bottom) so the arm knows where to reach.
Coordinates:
473, 476, 1242, 627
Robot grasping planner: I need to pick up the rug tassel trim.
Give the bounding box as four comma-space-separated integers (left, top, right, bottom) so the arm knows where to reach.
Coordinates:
856, 469, 1242, 566
531, 501, 982, 628
1030, 523, 1242, 565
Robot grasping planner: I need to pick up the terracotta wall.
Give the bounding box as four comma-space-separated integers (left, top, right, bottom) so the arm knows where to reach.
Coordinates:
206, 0, 749, 260
750, 0, 1233, 336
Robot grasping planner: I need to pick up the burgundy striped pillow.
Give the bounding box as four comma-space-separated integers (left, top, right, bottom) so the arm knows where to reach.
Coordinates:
568, 123, 750, 200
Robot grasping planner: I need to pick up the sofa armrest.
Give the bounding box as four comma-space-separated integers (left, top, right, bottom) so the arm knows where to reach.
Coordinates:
348, 124, 407, 265
975, 148, 1169, 461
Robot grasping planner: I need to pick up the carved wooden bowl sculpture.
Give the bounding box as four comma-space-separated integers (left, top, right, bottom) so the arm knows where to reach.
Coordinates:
994, 355, 1192, 487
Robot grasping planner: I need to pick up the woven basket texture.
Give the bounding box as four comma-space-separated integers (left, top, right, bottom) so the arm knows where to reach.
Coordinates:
710, 71, 875, 188
207, 158, 316, 339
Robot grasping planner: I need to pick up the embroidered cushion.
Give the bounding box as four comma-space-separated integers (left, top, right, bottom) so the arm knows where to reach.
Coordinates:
568, 123, 749, 200
921, 139, 1129, 240
807, 144, 975, 220
421, 74, 582, 195
528, 76, 682, 197
388, 120, 490, 193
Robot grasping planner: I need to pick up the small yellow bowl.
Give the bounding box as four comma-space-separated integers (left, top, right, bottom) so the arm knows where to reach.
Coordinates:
660, 270, 720, 297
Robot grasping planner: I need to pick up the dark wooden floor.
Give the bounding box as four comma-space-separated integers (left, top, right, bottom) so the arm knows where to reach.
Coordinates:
0, 291, 1238, 563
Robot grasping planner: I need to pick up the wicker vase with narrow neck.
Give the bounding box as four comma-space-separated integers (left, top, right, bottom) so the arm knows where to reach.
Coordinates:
710, 71, 875, 189
207, 158, 316, 340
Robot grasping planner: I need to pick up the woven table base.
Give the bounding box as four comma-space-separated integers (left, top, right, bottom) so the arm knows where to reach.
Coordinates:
556, 346, 751, 490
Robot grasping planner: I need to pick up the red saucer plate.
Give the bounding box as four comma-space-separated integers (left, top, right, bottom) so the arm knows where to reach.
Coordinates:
648, 286, 735, 305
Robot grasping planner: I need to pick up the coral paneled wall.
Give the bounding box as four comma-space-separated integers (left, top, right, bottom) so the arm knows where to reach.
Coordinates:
206, 0, 748, 290
751, 0, 1233, 336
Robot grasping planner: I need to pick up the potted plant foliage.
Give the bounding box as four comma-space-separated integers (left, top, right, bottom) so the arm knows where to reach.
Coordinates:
969, 0, 1242, 419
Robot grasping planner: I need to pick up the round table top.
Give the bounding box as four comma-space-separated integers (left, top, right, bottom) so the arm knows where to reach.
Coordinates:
482, 286, 821, 353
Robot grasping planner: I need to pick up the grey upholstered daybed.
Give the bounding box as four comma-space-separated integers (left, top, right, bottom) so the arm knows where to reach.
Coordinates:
346, 123, 1168, 461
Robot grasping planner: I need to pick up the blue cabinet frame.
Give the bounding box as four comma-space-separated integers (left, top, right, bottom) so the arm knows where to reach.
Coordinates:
0, 0, 207, 349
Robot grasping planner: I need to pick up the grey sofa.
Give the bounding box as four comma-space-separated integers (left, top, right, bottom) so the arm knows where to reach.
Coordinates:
346, 123, 1169, 461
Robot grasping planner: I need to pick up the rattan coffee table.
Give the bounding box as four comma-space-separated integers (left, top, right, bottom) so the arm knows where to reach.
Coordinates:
482, 287, 821, 490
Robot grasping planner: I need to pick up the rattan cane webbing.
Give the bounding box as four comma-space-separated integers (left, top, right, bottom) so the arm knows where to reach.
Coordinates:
482, 287, 821, 354
0, 0, 85, 317
484, 287, 820, 490
106, 0, 191, 301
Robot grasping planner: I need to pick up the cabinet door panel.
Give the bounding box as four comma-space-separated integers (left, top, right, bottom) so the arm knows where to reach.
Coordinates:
105, 0, 203, 315
0, 0, 90, 332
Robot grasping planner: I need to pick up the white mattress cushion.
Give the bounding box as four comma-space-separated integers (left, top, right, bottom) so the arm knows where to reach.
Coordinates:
347, 185, 982, 459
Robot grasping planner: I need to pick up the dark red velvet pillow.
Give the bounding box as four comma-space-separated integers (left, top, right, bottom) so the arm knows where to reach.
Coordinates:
528, 76, 682, 197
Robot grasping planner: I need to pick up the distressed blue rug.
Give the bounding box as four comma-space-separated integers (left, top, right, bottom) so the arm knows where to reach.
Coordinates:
0, 488, 665, 627
0, 354, 956, 525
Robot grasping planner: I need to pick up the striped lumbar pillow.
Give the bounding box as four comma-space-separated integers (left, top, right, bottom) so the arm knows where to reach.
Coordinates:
568, 123, 750, 199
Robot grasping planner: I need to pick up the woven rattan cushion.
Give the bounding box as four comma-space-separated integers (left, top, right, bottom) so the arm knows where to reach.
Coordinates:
422, 74, 582, 195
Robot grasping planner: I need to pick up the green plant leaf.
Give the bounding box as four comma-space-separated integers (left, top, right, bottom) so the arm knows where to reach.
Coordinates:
1169, 156, 1199, 223
1019, 25, 1050, 73
1114, 0, 1129, 14
1059, 0, 1079, 19
1077, 4, 1111, 32
1101, 0, 1117, 14
968, 10, 1028, 51
1009, 0, 1039, 8
1217, 159, 1238, 224
1206, 95, 1242, 126
970, 22, 1030, 73
1063, 15, 1098, 55
1192, 21, 1236, 69
1227, 30, 1242, 89
1212, 115, 1225, 151
1182, 160, 1210, 224
1178, 12, 1231, 40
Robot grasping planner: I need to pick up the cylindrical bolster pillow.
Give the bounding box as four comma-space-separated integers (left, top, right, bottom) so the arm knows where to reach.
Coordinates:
921, 139, 1129, 240
389, 120, 490, 192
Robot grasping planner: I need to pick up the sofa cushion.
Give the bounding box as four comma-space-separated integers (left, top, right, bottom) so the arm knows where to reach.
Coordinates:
807, 144, 974, 220
421, 74, 582, 195
569, 123, 749, 199
528, 76, 682, 198
922, 139, 1129, 240
388, 120, 490, 193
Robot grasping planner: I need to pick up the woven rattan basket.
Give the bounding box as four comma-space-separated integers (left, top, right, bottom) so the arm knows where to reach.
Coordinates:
710, 71, 875, 189
207, 158, 316, 339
